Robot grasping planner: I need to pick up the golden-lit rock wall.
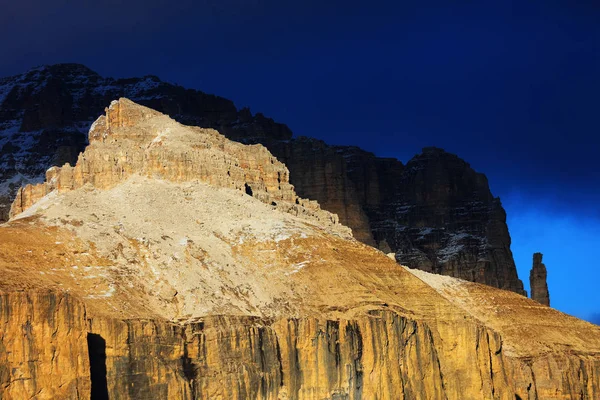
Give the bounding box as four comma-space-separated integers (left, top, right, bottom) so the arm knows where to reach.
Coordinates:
2, 291, 599, 399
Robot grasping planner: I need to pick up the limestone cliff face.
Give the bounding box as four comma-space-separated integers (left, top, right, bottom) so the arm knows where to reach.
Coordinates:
3, 287, 599, 400
1, 100, 600, 399
245, 143, 524, 294
0, 291, 90, 399
2, 286, 599, 399
259, 138, 376, 246
530, 252, 550, 306
0, 64, 525, 294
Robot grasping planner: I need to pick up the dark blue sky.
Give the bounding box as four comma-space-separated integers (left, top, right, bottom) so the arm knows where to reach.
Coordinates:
1, 1, 599, 321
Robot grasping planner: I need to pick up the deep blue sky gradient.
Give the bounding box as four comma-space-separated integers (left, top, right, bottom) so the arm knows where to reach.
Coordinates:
1, 0, 598, 322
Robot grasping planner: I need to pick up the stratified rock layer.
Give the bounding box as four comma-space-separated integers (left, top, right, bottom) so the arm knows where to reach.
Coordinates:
1, 100, 599, 399
530, 252, 550, 306
369, 147, 524, 293
0, 63, 523, 294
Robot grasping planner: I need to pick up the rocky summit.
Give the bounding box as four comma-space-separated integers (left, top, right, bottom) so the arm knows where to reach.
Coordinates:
0, 64, 525, 294
0, 99, 599, 399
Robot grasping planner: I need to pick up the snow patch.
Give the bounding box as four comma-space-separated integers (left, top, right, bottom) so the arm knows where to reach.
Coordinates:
416, 227, 433, 240
436, 232, 484, 263
0, 80, 15, 106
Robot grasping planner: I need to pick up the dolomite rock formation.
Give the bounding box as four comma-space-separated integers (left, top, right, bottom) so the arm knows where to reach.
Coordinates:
0, 64, 522, 293
0, 64, 291, 222
259, 138, 377, 246
530, 252, 550, 306
1, 99, 600, 399
9, 98, 348, 235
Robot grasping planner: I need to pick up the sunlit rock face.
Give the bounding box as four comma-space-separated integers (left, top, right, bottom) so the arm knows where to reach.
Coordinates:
1, 100, 599, 399
0, 64, 292, 221
9, 98, 345, 234
0, 64, 523, 293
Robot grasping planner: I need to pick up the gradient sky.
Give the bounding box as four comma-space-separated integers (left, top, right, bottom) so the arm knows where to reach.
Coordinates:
1, 1, 598, 323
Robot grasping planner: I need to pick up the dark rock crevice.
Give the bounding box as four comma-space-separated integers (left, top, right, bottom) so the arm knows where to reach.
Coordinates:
87, 333, 108, 400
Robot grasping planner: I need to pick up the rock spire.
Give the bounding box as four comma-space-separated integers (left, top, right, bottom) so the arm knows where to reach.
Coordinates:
530, 252, 550, 306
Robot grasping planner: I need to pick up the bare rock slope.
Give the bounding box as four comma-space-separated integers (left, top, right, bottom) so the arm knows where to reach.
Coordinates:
0, 64, 524, 293
1, 99, 599, 399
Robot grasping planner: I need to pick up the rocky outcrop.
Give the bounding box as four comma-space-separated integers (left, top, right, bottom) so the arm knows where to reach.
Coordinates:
216, 142, 525, 294
530, 252, 550, 306
258, 138, 377, 246
273, 143, 525, 293
0, 64, 524, 293
9, 99, 348, 236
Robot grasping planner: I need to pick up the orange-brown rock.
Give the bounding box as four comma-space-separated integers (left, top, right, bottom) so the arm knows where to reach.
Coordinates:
0, 291, 90, 399
1, 100, 599, 399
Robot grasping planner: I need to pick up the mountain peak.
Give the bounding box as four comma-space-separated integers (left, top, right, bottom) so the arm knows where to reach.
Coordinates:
10, 98, 350, 239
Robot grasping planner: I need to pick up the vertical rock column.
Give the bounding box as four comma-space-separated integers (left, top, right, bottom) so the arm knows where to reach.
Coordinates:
530, 252, 550, 306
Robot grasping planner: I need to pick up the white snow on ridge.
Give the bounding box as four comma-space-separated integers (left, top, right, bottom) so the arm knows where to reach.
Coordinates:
0, 67, 172, 211
0, 80, 15, 107
436, 232, 484, 263
417, 227, 433, 239
0, 173, 40, 196
91, 83, 119, 96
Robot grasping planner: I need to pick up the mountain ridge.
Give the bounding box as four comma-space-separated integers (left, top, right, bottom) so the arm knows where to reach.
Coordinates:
0, 63, 525, 294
